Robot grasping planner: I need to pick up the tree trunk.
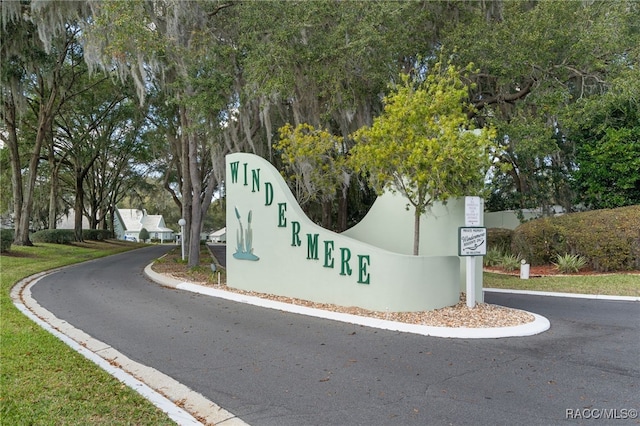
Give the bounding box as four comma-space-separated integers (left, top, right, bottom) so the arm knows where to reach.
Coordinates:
413, 207, 421, 256
337, 191, 348, 232
47, 143, 60, 229
178, 105, 194, 264
108, 204, 115, 236
15, 96, 55, 245
48, 176, 58, 229
321, 200, 332, 230
74, 170, 84, 242
3, 94, 23, 233
188, 130, 203, 268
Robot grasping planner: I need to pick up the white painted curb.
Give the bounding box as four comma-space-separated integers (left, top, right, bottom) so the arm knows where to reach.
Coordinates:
485, 287, 640, 302
11, 272, 248, 426
145, 264, 550, 339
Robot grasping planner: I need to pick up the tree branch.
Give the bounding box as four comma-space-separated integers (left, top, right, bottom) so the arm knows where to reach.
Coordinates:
469, 78, 535, 118
208, 2, 235, 17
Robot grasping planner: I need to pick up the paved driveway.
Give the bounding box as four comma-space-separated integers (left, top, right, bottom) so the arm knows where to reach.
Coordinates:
29, 246, 640, 425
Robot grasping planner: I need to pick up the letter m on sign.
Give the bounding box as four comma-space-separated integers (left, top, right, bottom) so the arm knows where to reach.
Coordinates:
307, 234, 319, 260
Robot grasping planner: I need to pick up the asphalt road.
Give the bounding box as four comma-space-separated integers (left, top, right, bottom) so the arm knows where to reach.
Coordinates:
30, 245, 640, 425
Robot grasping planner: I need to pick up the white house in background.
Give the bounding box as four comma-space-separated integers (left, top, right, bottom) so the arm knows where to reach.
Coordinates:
56, 210, 91, 230
115, 208, 175, 242
57, 208, 175, 242
208, 227, 226, 243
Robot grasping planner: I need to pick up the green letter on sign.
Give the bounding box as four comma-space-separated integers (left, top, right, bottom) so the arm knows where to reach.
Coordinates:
291, 221, 301, 247
252, 169, 260, 192
278, 203, 287, 227
264, 182, 273, 206
340, 248, 352, 276
323, 240, 334, 268
357, 255, 370, 284
307, 234, 319, 260
230, 161, 240, 183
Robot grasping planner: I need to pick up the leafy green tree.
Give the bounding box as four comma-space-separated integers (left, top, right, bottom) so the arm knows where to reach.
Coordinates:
83, 98, 152, 232
52, 63, 128, 241
574, 128, 640, 209
85, 0, 235, 267
275, 123, 348, 229
138, 227, 150, 243
350, 62, 496, 255
1, 5, 89, 245
235, 1, 462, 228
564, 69, 640, 209
440, 0, 640, 212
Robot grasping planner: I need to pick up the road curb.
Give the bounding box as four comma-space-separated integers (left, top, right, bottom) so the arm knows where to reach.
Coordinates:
11, 271, 249, 426
485, 287, 640, 302
145, 264, 551, 339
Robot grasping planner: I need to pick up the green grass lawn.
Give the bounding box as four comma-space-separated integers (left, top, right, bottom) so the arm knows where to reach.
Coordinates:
1, 241, 176, 425
484, 271, 640, 297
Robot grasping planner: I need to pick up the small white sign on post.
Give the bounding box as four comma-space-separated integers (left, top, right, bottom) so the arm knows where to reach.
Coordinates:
458, 227, 487, 257
459, 226, 486, 309
465, 196, 482, 227
462, 196, 484, 309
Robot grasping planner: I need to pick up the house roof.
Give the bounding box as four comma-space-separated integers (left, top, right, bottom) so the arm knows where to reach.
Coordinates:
56, 211, 90, 229
118, 209, 173, 233
54, 208, 173, 234
209, 227, 226, 237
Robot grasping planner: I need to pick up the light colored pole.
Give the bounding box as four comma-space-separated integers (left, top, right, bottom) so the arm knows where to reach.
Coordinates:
466, 256, 475, 308
178, 218, 186, 261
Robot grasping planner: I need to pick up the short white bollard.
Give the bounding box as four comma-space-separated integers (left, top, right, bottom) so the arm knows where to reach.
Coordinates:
520, 259, 530, 279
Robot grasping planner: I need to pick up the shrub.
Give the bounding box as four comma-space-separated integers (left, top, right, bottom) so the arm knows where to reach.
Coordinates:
82, 229, 113, 241
487, 228, 513, 253
553, 253, 588, 274
1, 229, 13, 253
511, 217, 557, 266
139, 228, 150, 243
499, 253, 522, 272
483, 248, 504, 267
31, 229, 75, 244
511, 205, 640, 272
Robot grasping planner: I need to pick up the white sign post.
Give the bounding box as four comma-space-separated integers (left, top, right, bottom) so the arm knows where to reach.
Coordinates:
462, 196, 484, 308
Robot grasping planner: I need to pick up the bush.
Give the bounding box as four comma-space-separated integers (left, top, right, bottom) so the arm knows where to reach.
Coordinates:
487, 228, 513, 252
139, 228, 150, 243
82, 229, 113, 241
1, 229, 13, 253
499, 253, 522, 272
553, 253, 588, 274
511, 205, 640, 272
31, 229, 75, 244
483, 247, 504, 267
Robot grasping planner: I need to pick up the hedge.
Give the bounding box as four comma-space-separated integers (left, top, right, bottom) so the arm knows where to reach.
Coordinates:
511, 205, 640, 272
31, 229, 114, 244
1, 229, 13, 253
31, 229, 75, 244
82, 229, 113, 241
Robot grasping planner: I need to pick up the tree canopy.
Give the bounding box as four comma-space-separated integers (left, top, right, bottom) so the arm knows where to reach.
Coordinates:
2, 0, 638, 263
350, 63, 496, 255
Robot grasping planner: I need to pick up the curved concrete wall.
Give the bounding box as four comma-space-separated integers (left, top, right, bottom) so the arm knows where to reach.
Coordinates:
226, 153, 463, 312
342, 192, 465, 256
342, 191, 484, 302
